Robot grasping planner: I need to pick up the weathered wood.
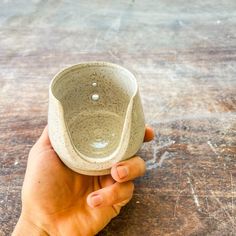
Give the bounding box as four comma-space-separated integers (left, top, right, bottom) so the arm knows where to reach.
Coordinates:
0, 1, 236, 235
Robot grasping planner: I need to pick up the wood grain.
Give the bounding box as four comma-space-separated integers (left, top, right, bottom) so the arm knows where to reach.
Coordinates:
0, 0, 236, 235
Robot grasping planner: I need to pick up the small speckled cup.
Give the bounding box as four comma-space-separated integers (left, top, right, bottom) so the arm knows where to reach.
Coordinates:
48, 62, 145, 175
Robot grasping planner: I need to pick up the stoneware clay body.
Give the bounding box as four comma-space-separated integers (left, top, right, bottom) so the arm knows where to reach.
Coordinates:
48, 62, 145, 175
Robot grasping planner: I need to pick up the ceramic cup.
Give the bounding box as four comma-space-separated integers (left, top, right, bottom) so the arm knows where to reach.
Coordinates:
48, 62, 145, 175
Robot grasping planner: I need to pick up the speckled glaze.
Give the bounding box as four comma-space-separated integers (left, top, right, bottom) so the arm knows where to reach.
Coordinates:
48, 62, 145, 175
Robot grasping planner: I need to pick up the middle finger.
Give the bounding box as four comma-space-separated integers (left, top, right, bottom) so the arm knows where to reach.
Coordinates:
111, 156, 146, 183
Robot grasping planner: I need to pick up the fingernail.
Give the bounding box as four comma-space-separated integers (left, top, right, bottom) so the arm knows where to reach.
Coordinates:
116, 166, 129, 179
90, 194, 103, 207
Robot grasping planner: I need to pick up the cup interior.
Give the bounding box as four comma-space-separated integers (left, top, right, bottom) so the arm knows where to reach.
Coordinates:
51, 63, 137, 160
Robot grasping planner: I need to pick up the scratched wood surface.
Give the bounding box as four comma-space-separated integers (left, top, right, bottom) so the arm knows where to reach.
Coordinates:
0, 0, 236, 235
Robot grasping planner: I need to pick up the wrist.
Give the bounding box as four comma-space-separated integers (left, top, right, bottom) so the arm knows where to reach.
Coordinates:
12, 214, 49, 236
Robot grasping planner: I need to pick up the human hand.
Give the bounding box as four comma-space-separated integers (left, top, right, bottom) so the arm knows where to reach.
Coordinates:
13, 125, 154, 236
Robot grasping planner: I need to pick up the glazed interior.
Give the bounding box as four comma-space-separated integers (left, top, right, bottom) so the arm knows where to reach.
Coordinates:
51, 63, 137, 161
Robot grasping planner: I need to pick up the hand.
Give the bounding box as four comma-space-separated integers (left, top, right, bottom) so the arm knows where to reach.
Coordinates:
13, 125, 154, 236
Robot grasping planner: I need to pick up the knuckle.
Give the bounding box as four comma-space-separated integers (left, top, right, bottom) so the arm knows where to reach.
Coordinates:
127, 181, 134, 193
110, 186, 119, 203
29, 144, 37, 156
136, 157, 146, 176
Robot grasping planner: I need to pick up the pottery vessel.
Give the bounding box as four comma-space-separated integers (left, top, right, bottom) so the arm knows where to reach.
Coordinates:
48, 62, 145, 175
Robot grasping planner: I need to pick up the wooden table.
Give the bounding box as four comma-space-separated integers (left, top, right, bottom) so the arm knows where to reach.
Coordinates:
0, 1, 235, 235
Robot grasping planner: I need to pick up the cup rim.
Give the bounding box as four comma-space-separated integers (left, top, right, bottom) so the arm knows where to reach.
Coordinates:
49, 61, 138, 96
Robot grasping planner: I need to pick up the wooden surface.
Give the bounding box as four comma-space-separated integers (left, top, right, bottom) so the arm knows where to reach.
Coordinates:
0, 1, 236, 235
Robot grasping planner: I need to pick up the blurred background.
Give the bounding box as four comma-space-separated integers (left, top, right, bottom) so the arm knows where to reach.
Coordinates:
0, 1, 236, 235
